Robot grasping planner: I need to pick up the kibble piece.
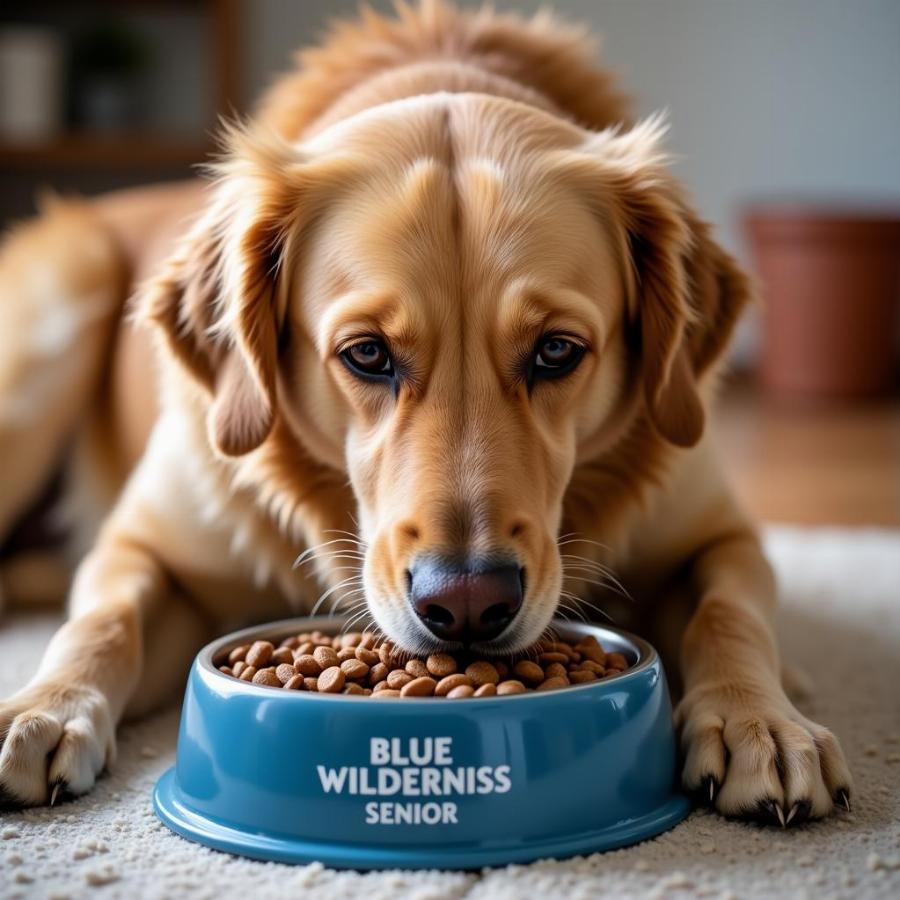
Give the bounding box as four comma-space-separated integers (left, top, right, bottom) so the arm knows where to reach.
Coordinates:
569, 669, 597, 684
246, 641, 274, 668
341, 633, 362, 648
313, 646, 340, 670
543, 662, 568, 680
387, 670, 413, 690
279, 635, 300, 650
372, 689, 402, 698
368, 663, 389, 685
578, 644, 606, 665
359, 632, 377, 649
378, 643, 395, 667
294, 654, 322, 676
238, 665, 257, 681
341, 658, 369, 681
272, 647, 295, 666
343, 682, 366, 695
337, 647, 357, 663
497, 679, 526, 695
465, 661, 500, 686
218, 665, 233, 677
228, 644, 250, 665
275, 663, 297, 684
474, 683, 497, 697
297, 641, 315, 656
577, 660, 606, 675
400, 676, 437, 697
303, 677, 319, 692
435, 674, 473, 696
283, 674, 305, 690
405, 659, 429, 678
253, 668, 281, 687
513, 660, 544, 685
539, 651, 569, 665
355, 647, 379, 666
371, 680, 390, 693
426, 653, 457, 677
494, 660, 509, 679
536, 676, 569, 692
232, 660, 247, 678
447, 684, 475, 699
606, 652, 628, 670
318, 666, 345, 693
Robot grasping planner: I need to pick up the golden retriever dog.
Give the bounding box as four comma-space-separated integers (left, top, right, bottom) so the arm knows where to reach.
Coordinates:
0, 1, 850, 825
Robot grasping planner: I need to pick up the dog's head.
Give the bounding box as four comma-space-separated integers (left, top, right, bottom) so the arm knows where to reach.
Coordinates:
143, 95, 748, 653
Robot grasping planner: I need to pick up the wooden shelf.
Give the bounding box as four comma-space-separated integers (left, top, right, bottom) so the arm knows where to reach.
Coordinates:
0, 133, 213, 168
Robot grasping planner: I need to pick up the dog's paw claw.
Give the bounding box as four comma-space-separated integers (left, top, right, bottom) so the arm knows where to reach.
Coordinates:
700, 774, 720, 806
837, 788, 851, 813
786, 799, 811, 827
49, 778, 68, 807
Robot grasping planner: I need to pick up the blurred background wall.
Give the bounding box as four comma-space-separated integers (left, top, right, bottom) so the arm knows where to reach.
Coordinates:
2, 0, 900, 369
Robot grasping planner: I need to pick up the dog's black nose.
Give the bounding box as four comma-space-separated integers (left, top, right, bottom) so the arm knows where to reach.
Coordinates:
409, 559, 523, 644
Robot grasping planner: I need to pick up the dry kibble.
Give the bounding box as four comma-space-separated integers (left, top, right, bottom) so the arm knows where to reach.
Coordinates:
294, 654, 322, 676
426, 654, 457, 678
435, 673, 473, 696
313, 646, 340, 670
220, 631, 628, 698
447, 684, 475, 699
228, 644, 250, 665
405, 659, 429, 678
465, 661, 499, 686
400, 676, 437, 697
318, 666, 346, 693
341, 658, 369, 681
275, 663, 297, 684
387, 670, 413, 690
355, 647, 379, 666
272, 647, 295, 666
245, 641, 274, 668
252, 668, 281, 687
543, 662, 568, 680
513, 660, 545, 685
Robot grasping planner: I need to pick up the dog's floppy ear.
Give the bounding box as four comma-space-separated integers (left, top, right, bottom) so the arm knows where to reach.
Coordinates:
139, 127, 320, 456
581, 117, 751, 447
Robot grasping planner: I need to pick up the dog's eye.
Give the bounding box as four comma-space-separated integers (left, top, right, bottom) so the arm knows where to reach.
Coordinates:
342, 340, 394, 379
533, 336, 585, 379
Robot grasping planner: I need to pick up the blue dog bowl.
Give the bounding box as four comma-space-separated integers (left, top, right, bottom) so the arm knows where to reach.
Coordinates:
154, 617, 689, 869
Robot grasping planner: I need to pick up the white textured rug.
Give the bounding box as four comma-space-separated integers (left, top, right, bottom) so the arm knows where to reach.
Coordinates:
1, 527, 899, 900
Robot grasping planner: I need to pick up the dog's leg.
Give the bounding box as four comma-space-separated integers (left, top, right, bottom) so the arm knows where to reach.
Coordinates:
0, 198, 123, 550
674, 532, 852, 825
0, 532, 208, 806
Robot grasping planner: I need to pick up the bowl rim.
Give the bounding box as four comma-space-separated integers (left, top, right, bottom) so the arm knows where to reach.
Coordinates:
197, 616, 658, 704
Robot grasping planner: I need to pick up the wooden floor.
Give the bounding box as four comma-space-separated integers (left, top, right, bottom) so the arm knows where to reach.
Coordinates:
713, 379, 900, 527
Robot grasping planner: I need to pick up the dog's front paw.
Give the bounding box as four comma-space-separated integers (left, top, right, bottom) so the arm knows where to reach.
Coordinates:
675, 682, 852, 826
0, 682, 115, 807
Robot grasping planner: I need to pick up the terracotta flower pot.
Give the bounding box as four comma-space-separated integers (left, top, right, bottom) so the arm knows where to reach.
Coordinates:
744, 206, 900, 400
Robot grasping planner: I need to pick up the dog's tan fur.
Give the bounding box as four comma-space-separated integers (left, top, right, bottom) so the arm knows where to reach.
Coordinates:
0, 1, 849, 824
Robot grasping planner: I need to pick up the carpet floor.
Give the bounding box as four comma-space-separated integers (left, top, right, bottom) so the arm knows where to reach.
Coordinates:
1, 526, 898, 900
